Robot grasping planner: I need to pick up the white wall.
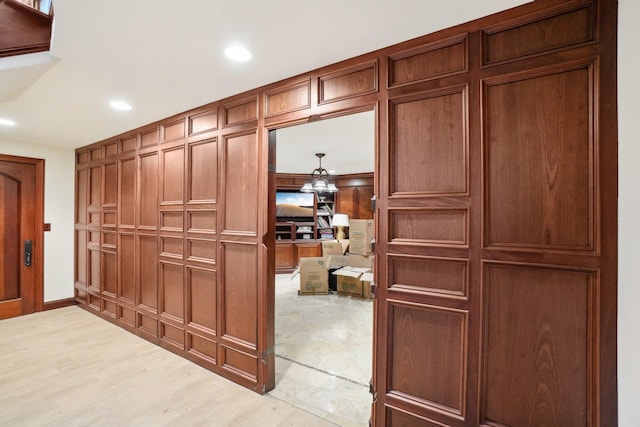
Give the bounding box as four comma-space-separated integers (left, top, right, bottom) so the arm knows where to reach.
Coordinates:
0, 140, 75, 302
618, 0, 639, 425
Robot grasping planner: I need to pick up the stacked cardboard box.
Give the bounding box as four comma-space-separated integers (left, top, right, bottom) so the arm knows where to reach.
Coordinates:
348, 219, 374, 256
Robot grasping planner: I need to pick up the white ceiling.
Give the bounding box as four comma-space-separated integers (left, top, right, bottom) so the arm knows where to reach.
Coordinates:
0, 0, 529, 174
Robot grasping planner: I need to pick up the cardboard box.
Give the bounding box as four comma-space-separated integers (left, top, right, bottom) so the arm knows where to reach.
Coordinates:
332, 266, 371, 297
347, 253, 374, 269
361, 272, 374, 299
321, 239, 349, 256
348, 219, 374, 255
297, 257, 329, 295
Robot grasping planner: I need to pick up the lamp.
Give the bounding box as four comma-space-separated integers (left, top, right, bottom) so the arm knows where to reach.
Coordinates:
300, 153, 338, 193
331, 213, 349, 240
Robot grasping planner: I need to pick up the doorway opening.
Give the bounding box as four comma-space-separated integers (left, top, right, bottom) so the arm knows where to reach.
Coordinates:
267, 110, 376, 426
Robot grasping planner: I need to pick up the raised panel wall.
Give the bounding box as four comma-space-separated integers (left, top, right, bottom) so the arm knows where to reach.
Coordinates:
73, 0, 616, 421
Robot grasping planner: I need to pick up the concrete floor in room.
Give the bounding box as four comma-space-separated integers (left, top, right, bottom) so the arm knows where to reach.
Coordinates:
269, 274, 374, 427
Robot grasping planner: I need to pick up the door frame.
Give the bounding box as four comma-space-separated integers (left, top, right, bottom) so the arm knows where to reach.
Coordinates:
0, 154, 45, 314
265, 103, 379, 398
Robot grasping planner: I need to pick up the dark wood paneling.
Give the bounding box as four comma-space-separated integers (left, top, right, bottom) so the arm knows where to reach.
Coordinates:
104, 141, 118, 158
265, 80, 311, 117
223, 96, 258, 128
187, 267, 216, 333
138, 235, 158, 311
102, 251, 117, 298
76, 169, 88, 224
389, 34, 467, 87
481, 263, 594, 426
119, 135, 138, 154
161, 146, 185, 204
390, 87, 468, 196
162, 119, 186, 143
388, 301, 467, 416
222, 131, 258, 234
482, 3, 594, 65
160, 262, 184, 321
319, 61, 378, 104
72, 0, 616, 417
390, 209, 468, 246
188, 139, 217, 203
140, 128, 159, 149
188, 210, 216, 234
118, 233, 135, 304
118, 157, 136, 227
388, 255, 468, 299
139, 153, 158, 228
484, 62, 594, 252
221, 242, 257, 348
189, 109, 218, 136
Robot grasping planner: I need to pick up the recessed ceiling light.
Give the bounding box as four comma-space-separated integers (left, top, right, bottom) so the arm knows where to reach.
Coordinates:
110, 100, 132, 111
0, 118, 16, 126
224, 45, 252, 62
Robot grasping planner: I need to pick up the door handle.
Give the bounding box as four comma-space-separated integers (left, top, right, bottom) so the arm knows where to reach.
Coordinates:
24, 240, 32, 267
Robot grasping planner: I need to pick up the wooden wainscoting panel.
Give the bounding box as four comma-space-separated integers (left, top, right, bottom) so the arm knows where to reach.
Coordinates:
104, 141, 118, 158
319, 61, 378, 104
187, 266, 217, 334
102, 162, 117, 208
385, 407, 449, 427
388, 300, 467, 417
160, 146, 185, 205
75, 229, 87, 285
138, 311, 158, 339
90, 147, 102, 162
162, 118, 186, 143
484, 61, 595, 252
221, 346, 258, 383
482, 3, 594, 65
160, 321, 185, 350
88, 248, 100, 294
265, 80, 311, 117
223, 96, 258, 128
118, 156, 136, 227
187, 238, 216, 265
89, 166, 101, 208
76, 169, 88, 223
222, 131, 258, 234
187, 210, 216, 234
389, 34, 467, 87
221, 242, 258, 349
140, 127, 159, 149
160, 210, 184, 232
101, 250, 117, 298
159, 261, 185, 323
138, 152, 159, 229
188, 138, 217, 204
137, 234, 158, 313
388, 255, 468, 300
481, 262, 595, 426
160, 236, 184, 260
389, 208, 468, 247
188, 332, 217, 364
390, 86, 468, 196
188, 108, 218, 136
119, 135, 138, 154
118, 233, 135, 305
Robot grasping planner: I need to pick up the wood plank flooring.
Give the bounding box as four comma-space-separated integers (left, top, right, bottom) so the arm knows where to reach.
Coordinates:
0, 306, 337, 427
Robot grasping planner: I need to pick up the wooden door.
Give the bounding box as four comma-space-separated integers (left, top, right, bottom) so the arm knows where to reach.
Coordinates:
0, 155, 43, 320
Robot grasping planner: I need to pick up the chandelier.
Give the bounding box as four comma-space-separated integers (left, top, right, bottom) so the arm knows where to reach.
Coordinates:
300, 153, 338, 193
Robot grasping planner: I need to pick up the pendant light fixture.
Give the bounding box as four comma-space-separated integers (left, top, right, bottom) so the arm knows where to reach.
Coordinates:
300, 153, 338, 193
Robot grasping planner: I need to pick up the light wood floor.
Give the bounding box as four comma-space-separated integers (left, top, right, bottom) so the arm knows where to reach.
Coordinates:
0, 306, 337, 427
